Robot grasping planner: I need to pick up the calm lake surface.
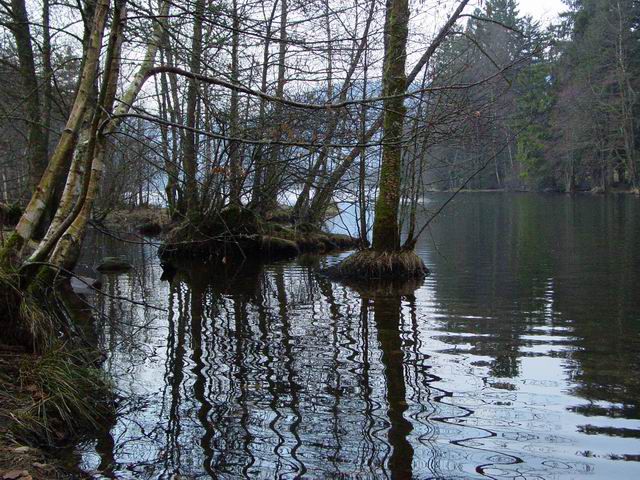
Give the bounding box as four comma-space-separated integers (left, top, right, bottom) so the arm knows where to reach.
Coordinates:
77, 193, 640, 479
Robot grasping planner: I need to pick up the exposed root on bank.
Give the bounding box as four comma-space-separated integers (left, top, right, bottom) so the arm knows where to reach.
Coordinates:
325, 249, 429, 281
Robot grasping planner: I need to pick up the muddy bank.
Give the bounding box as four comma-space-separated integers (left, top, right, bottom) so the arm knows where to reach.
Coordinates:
0, 281, 114, 480
0, 345, 97, 479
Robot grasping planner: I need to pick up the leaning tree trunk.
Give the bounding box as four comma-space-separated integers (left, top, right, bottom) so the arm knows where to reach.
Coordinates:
228, 0, 243, 205
0, 0, 110, 266
31, 0, 170, 269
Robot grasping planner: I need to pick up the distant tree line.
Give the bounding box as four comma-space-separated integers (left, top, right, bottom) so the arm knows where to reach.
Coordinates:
424, 0, 640, 193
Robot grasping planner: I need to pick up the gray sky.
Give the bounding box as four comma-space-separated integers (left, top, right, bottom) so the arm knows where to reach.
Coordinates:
518, 0, 565, 23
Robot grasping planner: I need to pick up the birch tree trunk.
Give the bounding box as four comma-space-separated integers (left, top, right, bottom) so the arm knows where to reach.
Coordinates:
52, 0, 170, 268
28, 0, 170, 268
1, 0, 110, 265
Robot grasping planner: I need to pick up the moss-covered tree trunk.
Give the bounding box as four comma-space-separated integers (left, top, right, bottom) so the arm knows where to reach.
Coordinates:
305, 0, 469, 227
371, 0, 409, 252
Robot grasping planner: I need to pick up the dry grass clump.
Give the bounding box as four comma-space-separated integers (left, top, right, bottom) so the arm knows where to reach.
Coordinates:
0, 266, 114, 459
327, 249, 428, 280
0, 267, 56, 350
0, 346, 113, 446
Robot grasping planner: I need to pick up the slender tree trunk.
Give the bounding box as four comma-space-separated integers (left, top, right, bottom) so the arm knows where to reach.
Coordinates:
182, 0, 205, 215
8, 0, 49, 191
358, 51, 369, 246
259, 0, 287, 214
229, 0, 243, 205
158, 67, 179, 214
42, 0, 53, 158
161, 43, 186, 215
251, 0, 279, 207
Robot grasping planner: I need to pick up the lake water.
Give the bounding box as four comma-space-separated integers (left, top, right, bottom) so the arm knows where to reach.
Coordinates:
77, 193, 640, 479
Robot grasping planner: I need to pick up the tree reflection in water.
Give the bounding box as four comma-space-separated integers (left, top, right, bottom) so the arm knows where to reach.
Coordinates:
80, 193, 640, 479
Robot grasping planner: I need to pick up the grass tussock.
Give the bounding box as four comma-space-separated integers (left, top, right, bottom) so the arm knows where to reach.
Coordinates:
0, 346, 113, 446
327, 249, 429, 280
0, 265, 62, 351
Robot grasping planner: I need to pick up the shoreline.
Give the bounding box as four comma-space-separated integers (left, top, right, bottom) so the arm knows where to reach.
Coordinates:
427, 188, 640, 195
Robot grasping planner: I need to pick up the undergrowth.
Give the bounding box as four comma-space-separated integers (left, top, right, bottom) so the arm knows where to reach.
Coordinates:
0, 265, 115, 450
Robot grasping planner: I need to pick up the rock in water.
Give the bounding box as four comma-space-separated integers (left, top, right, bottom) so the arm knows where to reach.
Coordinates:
70, 275, 102, 294
96, 257, 132, 273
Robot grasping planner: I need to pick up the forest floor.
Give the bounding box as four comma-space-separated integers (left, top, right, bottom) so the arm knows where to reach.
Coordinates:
0, 346, 87, 480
